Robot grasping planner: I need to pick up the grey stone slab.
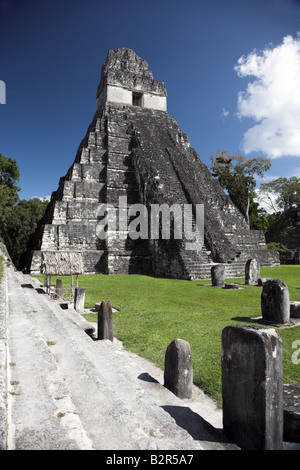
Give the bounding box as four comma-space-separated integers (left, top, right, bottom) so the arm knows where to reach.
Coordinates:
222, 325, 283, 450
261, 279, 290, 324
164, 339, 193, 399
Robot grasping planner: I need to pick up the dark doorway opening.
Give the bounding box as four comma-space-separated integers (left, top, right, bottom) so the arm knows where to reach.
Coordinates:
132, 92, 143, 107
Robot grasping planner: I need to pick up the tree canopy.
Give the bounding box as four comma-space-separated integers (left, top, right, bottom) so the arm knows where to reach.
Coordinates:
0, 153, 20, 238
0, 153, 48, 267
259, 176, 300, 212
4, 197, 49, 267
210, 150, 271, 227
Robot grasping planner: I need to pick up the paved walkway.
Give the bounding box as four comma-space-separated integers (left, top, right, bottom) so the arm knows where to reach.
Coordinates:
0, 263, 241, 451
0, 262, 298, 451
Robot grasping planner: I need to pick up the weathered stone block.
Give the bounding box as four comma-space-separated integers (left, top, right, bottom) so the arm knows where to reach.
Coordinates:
67, 201, 99, 220
258, 277, 271, 286
245, 258, 260, 285
71, 163, 81, 180
89, 147, 107, 163
107, 119, 129, 136
283, 384, 300, 443
88, 132, 96, 147
107, 253, 152, 275
222, 325, 283, 450
164, 338, 193, 399
53, 201, 68, 222
79, 147, 90, 163
106, 186, 139, 205
74, 286, 85, 314
290, 301, 300, 318
107, 169, 135, 187
41, 251, 84, 276
108, 152, 132, 170
211, 264, 225, 287
40, 225, 59, 250
97, 299, 113, 341
81, 250, 105, 273
81, 163, 104, 180
261, 279, 290, 324
62, 180, 75, 199
108, 135, 130, 153
55, 279, 62, 298
74, 180, 102, 199
224, 283, 239, 289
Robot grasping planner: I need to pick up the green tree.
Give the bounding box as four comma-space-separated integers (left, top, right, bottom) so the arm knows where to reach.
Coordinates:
0, 153, 20, 241
210, 150, 271, 227
4, 197, 48, 268
0, 153, 48, 267
260, 177, 300, 212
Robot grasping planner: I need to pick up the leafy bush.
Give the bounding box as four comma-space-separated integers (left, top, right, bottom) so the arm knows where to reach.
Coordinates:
267, 242, 288, 253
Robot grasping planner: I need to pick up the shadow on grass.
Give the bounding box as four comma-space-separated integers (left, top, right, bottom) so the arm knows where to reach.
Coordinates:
230, 316, 300, 328
231, 316, 270, 326
231, 316, 256, 323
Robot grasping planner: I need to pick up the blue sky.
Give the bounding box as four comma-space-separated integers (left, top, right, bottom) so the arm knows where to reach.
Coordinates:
0, 0, 300, 203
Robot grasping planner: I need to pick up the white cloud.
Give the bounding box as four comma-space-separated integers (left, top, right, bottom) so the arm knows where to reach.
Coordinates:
235, 34, 300, 158
221, 108, 229, 118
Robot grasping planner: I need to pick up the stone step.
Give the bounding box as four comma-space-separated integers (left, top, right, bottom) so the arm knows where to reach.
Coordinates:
185, 261, 247, 280
6, 269, 93, 450
5, 267, 235, 450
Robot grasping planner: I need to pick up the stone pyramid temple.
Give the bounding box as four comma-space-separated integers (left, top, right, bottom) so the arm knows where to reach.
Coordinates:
26, 48, 279, 279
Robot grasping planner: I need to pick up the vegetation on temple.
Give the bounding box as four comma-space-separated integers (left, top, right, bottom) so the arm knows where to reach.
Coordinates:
0, 153, 48, 267
210, 150, 271, 228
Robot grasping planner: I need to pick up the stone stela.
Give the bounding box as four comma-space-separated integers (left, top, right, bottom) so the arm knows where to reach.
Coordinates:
164, 338, 193, 399
222, 325, 283, 450
97, 300, 114, 342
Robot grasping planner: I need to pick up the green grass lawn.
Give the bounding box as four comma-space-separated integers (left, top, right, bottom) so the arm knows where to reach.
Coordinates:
36, 265, 300, 406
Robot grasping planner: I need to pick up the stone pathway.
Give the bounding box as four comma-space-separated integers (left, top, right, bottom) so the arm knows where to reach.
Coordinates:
0, 263, 240, 451
1, 263, 299, 451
